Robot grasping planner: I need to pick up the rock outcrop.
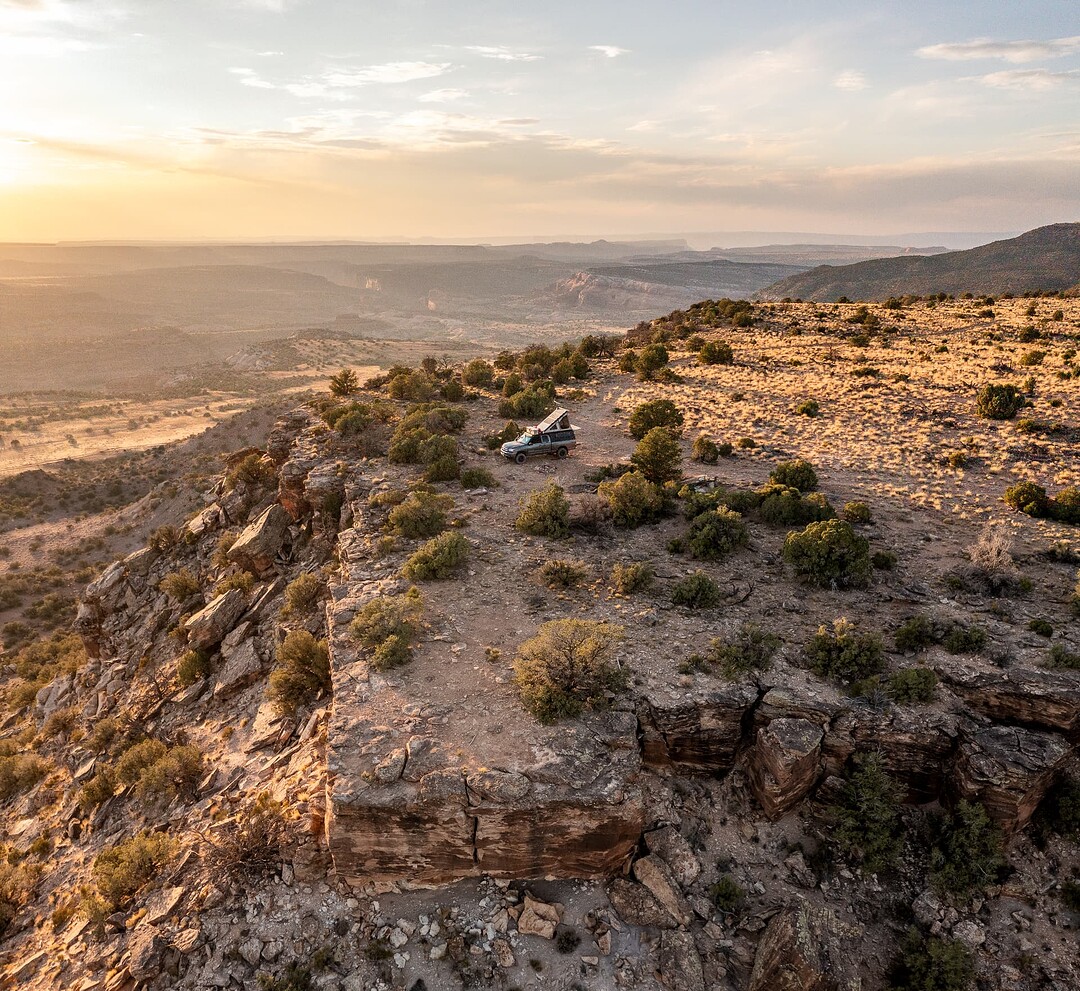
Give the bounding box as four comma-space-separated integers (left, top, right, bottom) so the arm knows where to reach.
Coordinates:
748, 718, 824, 820
227, 504, 292, 576
748, 902, 863, 991
952, 723, 1071, 832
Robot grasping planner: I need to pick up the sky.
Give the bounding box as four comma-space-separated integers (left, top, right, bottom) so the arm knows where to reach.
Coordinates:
1, 0, 1078, 242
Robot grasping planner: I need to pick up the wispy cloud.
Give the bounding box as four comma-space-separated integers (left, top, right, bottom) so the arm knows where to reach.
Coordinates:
418, 88, 468, 103
589, 45, 629, 58
325, 61, 450, 86
833, 70, 867, 91
464, 45, 541, 62
229, 67, 275, 89
917, 35, 1080, 64
976, 68, 1080, 91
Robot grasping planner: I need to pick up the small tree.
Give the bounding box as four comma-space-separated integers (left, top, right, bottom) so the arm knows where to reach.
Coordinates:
930, 800, 1006, 896
889, 930, 974, 991
516, 483, 570, 538
598, 471, 664, 527
685, 508, 748, 560
513, 619, 626, 724
635, 343, 669, 380
828, 752, 905, 873
631, 427, 682, 485
769, 459, 819, 492
783, 519, 871, 588
975, 383, 1024, 420
462, 359, 494, 387
698, 340, 733, 365
628, 400, 683, 440
671, 571, 721, 609
402, 531, 470, 581
692, 436, 719, 464
329, 368, 359, 397
807, 618, 885, 683
268, 631, 331, 716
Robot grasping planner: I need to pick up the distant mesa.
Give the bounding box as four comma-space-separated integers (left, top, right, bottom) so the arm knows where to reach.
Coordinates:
756, 223, 1080, 301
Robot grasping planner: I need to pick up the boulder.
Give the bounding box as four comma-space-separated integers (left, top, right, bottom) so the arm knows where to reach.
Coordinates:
748, 718, 823, 820
213, 637, 263, 698
659, 930, 705, 991
608, 878, 679, 929
644, 826, 701, 888
184, 589, 247, 651
633, 855, 693, 927
952, 724, 1072, 833
227, 504, 292, 576
517, 894, 561, 939
127, 925, 169, 982
748, 902, 862, 991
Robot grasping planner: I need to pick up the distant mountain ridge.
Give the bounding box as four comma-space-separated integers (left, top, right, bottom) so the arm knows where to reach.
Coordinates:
756, 223, 1080, 301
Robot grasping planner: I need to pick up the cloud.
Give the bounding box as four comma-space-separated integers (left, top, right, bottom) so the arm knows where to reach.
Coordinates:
917, 36, 1080, 64
258, 50, 284, 57
229, 67, 275, 89
976, 68, 1080, 91
589, 45, 628, 58
465, 45, 541, 62
418, 88, 468, 103
324, 61, 451, 87
833, 70, 867, 91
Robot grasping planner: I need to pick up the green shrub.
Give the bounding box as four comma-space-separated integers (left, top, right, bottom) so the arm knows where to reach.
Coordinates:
709, 875, 745, 914
796, 399, 820, 417
941, 624, 986, 655
843, 501, 872, 524
828, 752, 905, 872
539, 559, 588, 588
387, 491, 452, 539
872, 550, 897, 570
1019, 349, 1046, 367
708, 624, 781, 678
692, 436, 719, 464
671, 572, 722, 609
1051, 486, 1080, 524
160, 568, 201, 602
627, 399, 684, 440
424, 455, 460, 483
0, 859, 41, 937
757, 485, 834, 526
717, 441, 734, 457
80, 768, 116, 811
631, 427, 682, 485
975, 383, 1024, 420
462, 359, 494, 387
402, 531, 470, 581
268, 631, 331, 716
92, 832, 178, 910
783, 520, 871, 588
895, 615, 936, 653
1003, 481, 1050, 517
177, 649, 211, 687
129, 745, 202, 805
1046, 642, 1080, 670
698, 340, 733, 365
215, 570, 254, 596
598, 471, 664, 527
769, 459, 819, 492
148, 525, 180, 553
635, 343, 669, 380
460, 467, 495, 489
224, 452, 277, 490
485, 420, 521, 450
283, 572, 324, 617
0, 753, 49, 801
808, 619, 885, 683
889, 929, 974, 991
516, 483, 570, 538
888, 668, 937, 704
349, 590, 423, 672
685, 508, 748, 560
513, 619, 627, 724
610, 561, 654, 594
497, 383, 556, 420
501, 373, 524, 397
930, 800, 1006, 896
328, 368, 359, 396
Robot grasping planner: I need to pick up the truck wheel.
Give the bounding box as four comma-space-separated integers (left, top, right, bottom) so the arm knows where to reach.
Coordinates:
515, 452, 527, 465
556, 447, 568, 459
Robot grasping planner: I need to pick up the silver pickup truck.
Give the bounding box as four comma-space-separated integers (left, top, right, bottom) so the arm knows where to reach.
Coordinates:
501, 408, 578, 464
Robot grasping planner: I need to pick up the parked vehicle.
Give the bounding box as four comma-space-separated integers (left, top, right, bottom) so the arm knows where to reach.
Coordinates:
500, 408, 578, 464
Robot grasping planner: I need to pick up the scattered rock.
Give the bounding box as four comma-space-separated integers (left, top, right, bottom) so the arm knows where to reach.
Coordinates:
516, 893, 562, 939
658, 930, 705, 991
633, 855, 693, 928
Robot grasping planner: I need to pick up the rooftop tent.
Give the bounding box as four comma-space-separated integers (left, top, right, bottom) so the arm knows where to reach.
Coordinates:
535, 407, 571, 433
